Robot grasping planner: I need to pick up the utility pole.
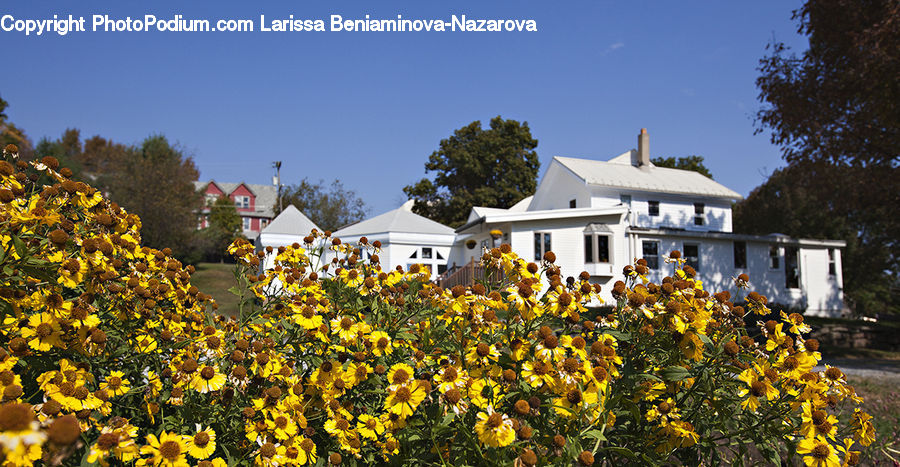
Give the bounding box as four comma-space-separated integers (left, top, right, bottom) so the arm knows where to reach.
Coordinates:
272, 161, 282, 213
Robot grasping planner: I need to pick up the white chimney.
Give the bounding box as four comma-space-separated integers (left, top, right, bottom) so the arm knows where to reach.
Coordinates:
637, 128, 650, 167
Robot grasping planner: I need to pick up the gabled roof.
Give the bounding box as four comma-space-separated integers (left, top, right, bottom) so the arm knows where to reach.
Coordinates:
333, 202, 455, 238
552, 156, 742, 200
261, 205, 320, 236
467, 196, 533, 222
194, 181, 279, 217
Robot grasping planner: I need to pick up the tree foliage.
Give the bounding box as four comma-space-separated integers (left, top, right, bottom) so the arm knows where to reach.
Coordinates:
0, 95, 34, 160
190, 196, 243, 263
104, 135, 201, 256
280, 178, 368, 231
651, 155, 713, 179
749, 0, 899, 315
403, 116, 540, 227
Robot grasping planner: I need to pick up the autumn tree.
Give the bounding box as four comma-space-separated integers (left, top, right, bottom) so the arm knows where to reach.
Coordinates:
280, 178, 368, 231
189, 196, 243, 263
746, 0, 900, 314
403, 116, 540, 227
651, 155, 713, 179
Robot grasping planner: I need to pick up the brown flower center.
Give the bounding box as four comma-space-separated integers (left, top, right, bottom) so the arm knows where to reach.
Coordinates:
394, 387, 412, 403
159, 440, 182, 460
391, 369, 409, 384
193, 431, 210, 446
486, 413, 503, 428
36, 323, 53, 338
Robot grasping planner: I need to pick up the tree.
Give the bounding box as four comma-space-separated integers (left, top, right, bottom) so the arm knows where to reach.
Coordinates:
750, 0, 900, 315
403, 116, 540, 227
189, 196, 243, 263
651, 155, 713, 178
34, 128, 85, 179
105, 135, 201, 256
0, 95, 34, 160
280, 178, 368, 231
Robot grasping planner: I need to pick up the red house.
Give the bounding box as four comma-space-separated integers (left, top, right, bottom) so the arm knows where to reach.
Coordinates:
195, 181, 279, 239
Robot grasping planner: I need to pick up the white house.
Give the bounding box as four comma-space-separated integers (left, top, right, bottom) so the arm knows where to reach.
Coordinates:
450, 129, 845, 316
331, 201, 456, 280
258, 205, 321, 272
257, 129, 846, 316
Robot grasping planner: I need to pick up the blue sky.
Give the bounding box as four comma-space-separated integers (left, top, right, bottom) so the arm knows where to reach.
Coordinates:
2, 1, 807, 216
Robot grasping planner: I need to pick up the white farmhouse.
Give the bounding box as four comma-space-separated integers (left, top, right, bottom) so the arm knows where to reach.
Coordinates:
448, 129, 845, 316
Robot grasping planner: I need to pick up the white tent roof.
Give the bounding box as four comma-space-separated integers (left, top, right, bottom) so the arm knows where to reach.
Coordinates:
333, 203, 454, 238
554, 155, 742, 200
261, 205, 320, 236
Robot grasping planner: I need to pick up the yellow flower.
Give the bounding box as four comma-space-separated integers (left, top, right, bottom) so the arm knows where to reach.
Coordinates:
368, 331, 394, 356
474, 407, 515, 447
433, 365, 468, 394
190, 366, 226, 393
357, 414, 385, 440
384, 380, 427, 418
20, 312, 62, 351
138, 431, 189, 467
186, 425, 216, 459
266, 413, 299, 441
386, 363, 415, 388
100, 371, 130, 397
796, 436, 841, 467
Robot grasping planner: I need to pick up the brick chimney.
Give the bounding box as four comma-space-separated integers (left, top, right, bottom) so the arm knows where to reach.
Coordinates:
637, 128, 650, 167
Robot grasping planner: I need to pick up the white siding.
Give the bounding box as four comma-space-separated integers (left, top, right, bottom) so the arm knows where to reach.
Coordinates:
528, 163, 591, 211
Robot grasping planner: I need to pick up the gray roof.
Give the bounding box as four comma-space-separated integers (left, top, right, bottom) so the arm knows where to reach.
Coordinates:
261, 205, 320, 236
195, 181, 279, 217
554, 156, 742, 200
333, 204, 455, 238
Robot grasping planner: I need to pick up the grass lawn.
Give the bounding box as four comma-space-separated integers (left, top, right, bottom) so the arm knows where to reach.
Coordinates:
845, 375, 900, 465
190, 262, 241, 318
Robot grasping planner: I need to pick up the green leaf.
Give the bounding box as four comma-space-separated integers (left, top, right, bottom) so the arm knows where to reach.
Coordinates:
12, 236, 25, 258
659, 366, 690, 381
227, 286, 242, 296
600, 446, 637, 460
583, 429, 606, 442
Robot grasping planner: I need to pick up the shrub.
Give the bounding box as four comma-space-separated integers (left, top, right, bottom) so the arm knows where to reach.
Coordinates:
0, 146, 877, 466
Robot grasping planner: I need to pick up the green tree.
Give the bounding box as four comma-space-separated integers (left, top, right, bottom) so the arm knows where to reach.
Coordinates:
651, 155, 713, 179
194, 196, 243, 263
105, 135, 201, 256
403, 116, 540, 227
750, 0, 899, 315
34, 128, 85, 179
280, 178, 368, 231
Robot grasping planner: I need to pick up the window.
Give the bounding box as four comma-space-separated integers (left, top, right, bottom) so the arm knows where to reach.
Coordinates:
785, 246, 799, 289
693, 203, 705, 226
437, 264, 447, 275
205, 193, 219, 205
642, 241, 659, 269
422, 247, 432, 259
683, 243, 700, 271
584, 234, 611, 263
534, 232, 551, 261
409, 250, 417, 259
234, 196, 250, 208
260, 219, 268, 229
733, 241, 747, 269
569, 199, 577, 209
436, 251, 444, 260
242, 217, 251, 230
769, 246, 780, 269
620, 194, 632, 207
828, 249, 836, 276
648, 200, 660, 217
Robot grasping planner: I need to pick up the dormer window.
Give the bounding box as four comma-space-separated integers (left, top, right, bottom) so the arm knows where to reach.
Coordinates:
648, 201, 659, 217
569, 199, 576, 209
235, 195, 250, 208
693, 203, 705, 226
